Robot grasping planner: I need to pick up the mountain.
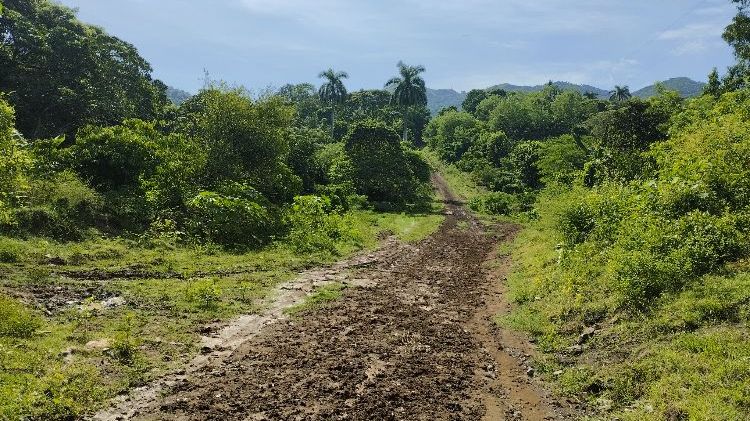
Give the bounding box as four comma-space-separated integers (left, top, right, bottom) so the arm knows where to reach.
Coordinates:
488, 81, 610, 98
633, 77, 705, 99
166, 86, 192, 105
426, 77, 705, 114
426, 89, 467, 115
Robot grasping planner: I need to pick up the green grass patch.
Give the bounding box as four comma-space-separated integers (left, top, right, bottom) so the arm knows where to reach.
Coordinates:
420, 149, 487, 203
285, 283, 347, 315
0, 201, 445, 419
501, 189, 750, 420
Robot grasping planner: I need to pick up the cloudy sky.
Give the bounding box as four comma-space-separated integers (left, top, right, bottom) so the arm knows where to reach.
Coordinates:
57, 0, 739, 93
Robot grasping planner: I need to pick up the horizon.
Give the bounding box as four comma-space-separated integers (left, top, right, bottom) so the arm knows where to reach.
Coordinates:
56, 0, 737, 93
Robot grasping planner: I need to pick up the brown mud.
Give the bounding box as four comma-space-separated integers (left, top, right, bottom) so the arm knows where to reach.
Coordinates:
93, 174, 576, 421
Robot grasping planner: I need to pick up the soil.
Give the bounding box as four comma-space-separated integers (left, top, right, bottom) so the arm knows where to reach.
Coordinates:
92, 175, 577, 421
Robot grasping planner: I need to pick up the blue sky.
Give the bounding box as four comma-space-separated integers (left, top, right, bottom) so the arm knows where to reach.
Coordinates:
58, 0, 739, 93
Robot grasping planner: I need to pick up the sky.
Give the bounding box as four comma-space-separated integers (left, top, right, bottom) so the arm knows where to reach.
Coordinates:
57, 0, 740, 93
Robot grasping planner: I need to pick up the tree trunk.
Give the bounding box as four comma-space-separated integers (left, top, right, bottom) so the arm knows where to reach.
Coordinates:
331, 104, 335, 140
402, 108, 408, 143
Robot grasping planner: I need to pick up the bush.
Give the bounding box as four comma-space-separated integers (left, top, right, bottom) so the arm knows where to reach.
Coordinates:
0, 238, 22, 263
284, 195, 352, 253
187, 280, 222, 311
71, 120, 160, 192
424, 110, 480, 163
469, 192, 517, 215
0, 296, 42, 338
344, 120, 426, 206
187, 191, 275, 248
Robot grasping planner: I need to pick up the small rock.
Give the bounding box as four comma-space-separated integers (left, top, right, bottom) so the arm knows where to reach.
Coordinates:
553, 370, 564, 377
526, 367, 535, 377
102, 296, 126, 308
577, 326, 597, 344
567, 344, 584, 355
85, 338, 111, 351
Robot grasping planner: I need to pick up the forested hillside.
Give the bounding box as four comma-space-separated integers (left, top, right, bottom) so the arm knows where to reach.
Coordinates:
426, 78, 706, 114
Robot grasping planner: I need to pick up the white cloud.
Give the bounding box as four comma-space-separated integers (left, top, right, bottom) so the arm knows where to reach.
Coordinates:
657, 22, 726, 56
658, 23, 724, 41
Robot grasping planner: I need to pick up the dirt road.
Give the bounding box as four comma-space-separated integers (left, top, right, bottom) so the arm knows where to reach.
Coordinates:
97, 175, 572, 420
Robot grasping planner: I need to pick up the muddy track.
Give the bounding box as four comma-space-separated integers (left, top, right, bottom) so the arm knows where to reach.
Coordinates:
95, 175, 574, 421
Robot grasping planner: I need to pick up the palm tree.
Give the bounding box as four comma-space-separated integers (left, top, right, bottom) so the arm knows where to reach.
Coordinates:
385, 61, 427, 142
318, 69, 348, 138
583, 91, 599, 100
609, 85, 632, 102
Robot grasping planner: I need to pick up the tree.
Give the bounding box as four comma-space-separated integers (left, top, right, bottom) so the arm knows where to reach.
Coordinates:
609, 85, 632, 102
386, 62, 428, 142
178, 88, 301, 204
0, 0, 168, 140
462, 89, 488, 115
344, 120, 424, 205
318, 69, 349, 139
721, 0, 750, 91
583, 92, 599, 100
704, 68, 723, 97
724, 1, 750, 62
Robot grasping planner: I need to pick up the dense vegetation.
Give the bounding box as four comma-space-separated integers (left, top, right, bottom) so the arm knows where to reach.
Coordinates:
0, 1, 440, 418
427, 1, 750, 419
2, 0, 749, 418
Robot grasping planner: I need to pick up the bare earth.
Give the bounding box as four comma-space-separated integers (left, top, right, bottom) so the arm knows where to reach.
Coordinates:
94, 175, 576, 421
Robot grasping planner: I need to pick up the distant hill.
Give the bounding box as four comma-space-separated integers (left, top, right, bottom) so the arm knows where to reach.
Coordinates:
633, 77, 705, 99
426, 77, 705, 114
166, 86, 192, 105
426, 89, 467, 115
488, 81, 610, 98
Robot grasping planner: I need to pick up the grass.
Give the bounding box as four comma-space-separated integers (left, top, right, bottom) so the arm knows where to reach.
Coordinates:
502, 198, 750, 420
285, 282, 347, 315
419, 149, 487, 203
0, 204, 444, 419
425, 156, 750, 419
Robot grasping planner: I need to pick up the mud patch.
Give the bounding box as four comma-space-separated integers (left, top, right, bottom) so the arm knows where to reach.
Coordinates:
93, 174, 577, 421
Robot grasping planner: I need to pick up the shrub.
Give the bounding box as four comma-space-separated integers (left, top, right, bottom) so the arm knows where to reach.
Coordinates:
558, 201, 596, 245
344, 120, 425, 206
187, 191, 274, 247
187, 279, 222, 311
284, 195, 351, 253
71, 120, 160, 192
424, 110, 480, 163
469, 192, 517, 215
111, 314, 141, 364
0, 296, 42, 338
0, 238, 22, 263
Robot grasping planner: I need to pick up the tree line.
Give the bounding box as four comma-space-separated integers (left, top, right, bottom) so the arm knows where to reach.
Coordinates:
0, 0, 434, 252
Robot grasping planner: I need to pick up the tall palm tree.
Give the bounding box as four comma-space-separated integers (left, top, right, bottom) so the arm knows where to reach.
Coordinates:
385, 61, 427, 142
318, 69, 348, 138
609, 85, 632, 102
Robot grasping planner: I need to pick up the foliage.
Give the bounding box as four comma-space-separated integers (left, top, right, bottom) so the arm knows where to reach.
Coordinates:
424, 110, 481, 163
469, 192, 517, 215
344, 120, 429, 207
0, 0, 168, 139
187, 191, 275, 248
284, 195, 355, 253
0, 295, 41, 338
494, 86, 750, 419
178, 88, 301, 204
